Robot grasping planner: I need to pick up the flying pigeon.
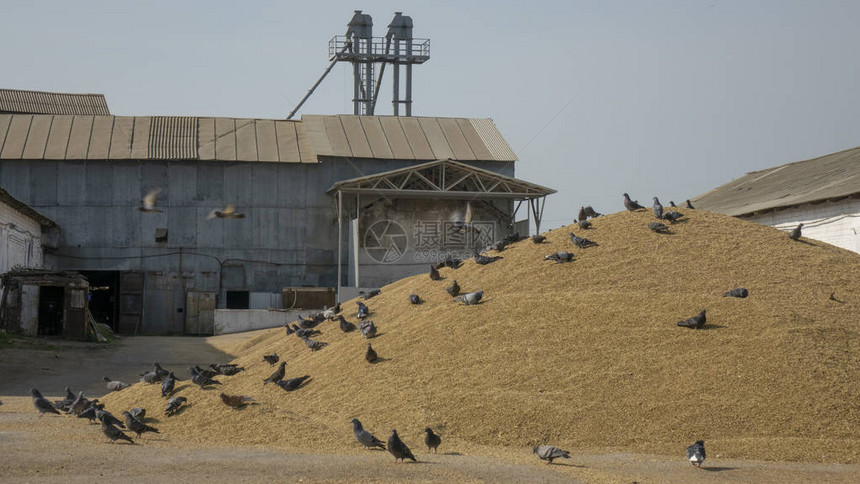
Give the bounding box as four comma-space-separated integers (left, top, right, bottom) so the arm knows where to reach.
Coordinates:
788, 223, 803, 241
685, 199, 695, 209
102, 377, 130, 392
569, 232, 598, 248
456, 291, 483, 305
263, 353, 280, 366
164, 396, 187, 417
623, 193, 645, 211
446, 280, 460, 297
30, 389, 61, 415
424, 427, 442, 453
474, 253, 502, 265
387, 429, 417, 463
723, 288, 749, 298
276, 375, 310, 392
686, 440, 706, 468
351, 418, 386, 450
219, 393, 255, 409
206, 204, 245, 220
408, 294, 421, 305
533, 445, 571, 464
102, 421, 134, 444
122, 411, 159, 437
357, 301, 370, 319
301, 336, 328, 351
544, 251, 574, 263
649, 221, 671, 234
264, 362, 287, 385
676, 309, 707, 329
653, 197, 664, 220
128, 407, 146, 421
189, 367, 221, 388
360, 320, 377, 339
577, 219, 592, 229
429, 265, 441, 281
138, 187, 162, 213
662, 211, 684, 223
338, 315, 356, 332
161, 372, 176, 397
531, 234, 546, 244
360, 288, 381, 300
365, 343, 379, 364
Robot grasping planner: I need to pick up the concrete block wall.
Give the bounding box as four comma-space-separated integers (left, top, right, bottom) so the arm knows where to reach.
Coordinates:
746, 198, 860, 253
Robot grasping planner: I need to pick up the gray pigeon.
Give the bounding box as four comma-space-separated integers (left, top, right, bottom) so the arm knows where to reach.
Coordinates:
140, 371, 161, 384
474, 253, 502, 265
669, 200, 677, 207
577, 219, 592, 229
161, 372, 176, 397
649, 221, 671, 233
30, 389, 60, 415
723, 288, 749, 298
68, 391, 89, 415
96, 408, 126, 428
662, 211, 684, 223
338, 315, 356, 333
211, 364, 244, 376
351, 418, 386, 450
424, 427, 442, 453
360, 320, 377, 339
578, 206, 588, 222
360, 288, 381, 300
544, 251, 574, 263
193, 365, 218, 379
676, 309, 707, 329
153, 362, 178, 380
264, 361, 287, 385
623, 193, 645, 211
102, 421, 134, 444
429, 265, 440, 281
653, 197, 664, 219
165, 396, 187, 417
456, 291, 483, 305
569, 232, 598, 248
533, 445, 571, 464
357, 301, 370, 319
53, 386, 76, 410
445, 280, 460, 297
685, 199, 695, 209
77, 406, 99, 422
189, 367, 221, 388
129, 407, 146, 420
531, 234, 546, 244
263, 353, 280, 366
365, 343, 379, 364
686, 440, 706, 468
788, 223, 803, 241
387, 429, 417, 462
103, 377, 130, 392
583, 205, 602, 218
301, 336, 328, 351
293, 325, 320, 339
408, 294, 421, 305
276, 375, 310, 392
122, 411, 159, 438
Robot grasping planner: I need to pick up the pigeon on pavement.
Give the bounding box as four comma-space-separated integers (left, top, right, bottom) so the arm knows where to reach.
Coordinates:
387, 429, 417, 462
424, 427, 442, 453
351, 418, 386, 450
122, 411, 159, 437
533, 445, 571, 464
30, 389, 60, 415
686, 440, 706, 468
102, 421, 134, 444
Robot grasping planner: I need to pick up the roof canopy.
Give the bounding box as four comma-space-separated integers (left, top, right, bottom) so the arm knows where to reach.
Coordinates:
326, 159, 555, 200
0, 88, 109, 115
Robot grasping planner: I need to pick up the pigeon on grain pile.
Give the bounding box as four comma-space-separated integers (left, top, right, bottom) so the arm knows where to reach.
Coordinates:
103, 377, 130, 392
193, 365, 219, 379
365, 343, 379, 364
264, 362, 287, 385
533, 445, 571, 464
445, 280, 460, 297
122, 411, 159, 437
686, 440, 706, 468
545, 251, 574, 263
189, 367, 221, 388
68, 391, 90, 415
653, 197, 664, 220
360, 320, 377, 339
387, 429, 417, 463
723, 288, 749, 298
569, 232, 598, 248
296, 315, 319, 329
138, 187, 162, 213
583, 205, 603, 218
301, 335, 328, 351
276, 375, 310, 392
531, 234, 546, 244
669, 201, 677, 207
408, 294, 421, 305
128, 407, 146, 420
474, 253, 503, 265
662, 211, 684, 223
424, 427, 442, 453
210, 363, 244, 376
30, 389, 61, 415
338, 315, 356, 333
53, 386, 77, 410
360, 288, 381, 300
357, 301, 370, 319
293, 325, 320, 339
623, 193, 645, 211
351, 418, 386, 450
165, 396, 187, 416
161, 372, 176, 397
676, 309, 707, 329
788, 223, 803, 241
456, 291, 483, 305
219, 393, 255, 409
101, 420, 135, 444
140, 371, 161, 384
577, 219, 592, 229
263, 353, 280, 366
686, 199, 695, 209
649, 221, 671, 234
429, 264, 441, 281
578, 206, 588, 222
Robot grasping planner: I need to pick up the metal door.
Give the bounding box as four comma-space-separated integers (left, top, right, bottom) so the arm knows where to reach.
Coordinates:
118, 271, 144, 335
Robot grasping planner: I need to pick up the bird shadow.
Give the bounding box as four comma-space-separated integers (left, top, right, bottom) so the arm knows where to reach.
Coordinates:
653, 231, 675, 235
442, 452, 462, 456
699, 324, 727, 330
549, 462, 586, 468
370, 332, 387, 338
369, 357, 391, 364
172, 384, 191, 393
701, 466, 737, 472
795, 239, 818, 247
171, 403, 193, 416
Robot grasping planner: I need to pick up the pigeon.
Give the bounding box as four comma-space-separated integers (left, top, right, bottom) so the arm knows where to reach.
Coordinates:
531, 234, 546, 244
360, 320, 377, 339
533, 445, 571, 464
103, 377, 130, 392
95, 408, 126, 428
424, 427, 442, 453
623, 193, 645, 211
165, 396, 187, 417
357, 301, 370, 319
189, 367, 221, 388
387, 429, 417, 463
68, 391, 89, 415
77, 406, 99, 423
193, 365, 219, 379
140, 371, 161, 384
322, 307, 337, 320
577, 219, 592, 230
686, 440, 706, 468
685, 199, 695, 209
338, 315, 356, 333
293, 325, 321, 339
582, 205, 603, 218
263, 354, 280, 366
219, 393, 255, 409
276, 375, 310, 392
333, 302, 341, 314
676, 309, 707, 329
569, 232, 598, 248
365, 343, 379, 364
153, 362, 177, 380
669, 200, 677, 207
285, 323, 295, 335
429, 265, 441, 281
128, 407, 146, 420
544, 251, 574, 263
456, 291, 483, 305
649, 221, 671, 233
440, 255, 463, 269
788, 223, 803, 241
446, 280, 460, 297
206, 204, 245, 220
723, 288, 749, 298
138, 187, 162, 213
296, 315, 319, 329
264, 362, 287, 385
53, 386, 77, 410
653, 197, 664, 220
360, 288, 381, 300
102, 421, 134, 444
408, 294, 421, 305
485, 240, 509, 252
122, 411, 159, 437
301, 336, 328, 351
474, 253, 502, 265
578, 206, 588, 222
351, 418, 386, 450
161, 372, 176, 397
210, 364, 244, 376
662, 211, 684, 223
30, 389, 60, 415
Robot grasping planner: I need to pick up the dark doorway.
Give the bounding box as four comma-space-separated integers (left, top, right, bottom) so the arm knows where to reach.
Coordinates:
226, 291, 250, 309
80, 271, 120, 331
38, 286, 64, 336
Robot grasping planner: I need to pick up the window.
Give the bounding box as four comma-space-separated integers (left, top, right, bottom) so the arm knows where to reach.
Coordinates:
225, 291, 249, 309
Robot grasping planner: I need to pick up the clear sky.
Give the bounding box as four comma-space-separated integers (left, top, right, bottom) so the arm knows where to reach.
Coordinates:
4, 0, 860, 229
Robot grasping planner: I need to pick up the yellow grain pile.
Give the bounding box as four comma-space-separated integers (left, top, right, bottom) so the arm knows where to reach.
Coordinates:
103, 210, 860, 462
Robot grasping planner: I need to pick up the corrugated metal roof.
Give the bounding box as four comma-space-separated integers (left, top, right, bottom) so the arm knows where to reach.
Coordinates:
693, 146, 860, 216
301, 115, 517, 162
0, 186, 56, 227
0, 88, 110, 115
149, 116, 198, 160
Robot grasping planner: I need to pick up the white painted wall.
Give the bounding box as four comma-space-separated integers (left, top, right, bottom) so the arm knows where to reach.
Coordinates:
746, 198, 860, 254
0, 201, 43, 273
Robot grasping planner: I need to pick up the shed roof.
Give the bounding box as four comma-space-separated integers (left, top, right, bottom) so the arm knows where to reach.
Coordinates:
0, 88, 110, 115
693, 145, 860, 216
0, 187, 56, 227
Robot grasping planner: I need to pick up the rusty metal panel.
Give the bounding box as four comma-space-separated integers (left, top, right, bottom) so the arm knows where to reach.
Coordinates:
341, 115, 372, 158
360, 116, 393, 159
87, 116, 114, 160
215, 118, 237, 161
198, 117, 215, 160
437, 117, 476, 160
399, 117, 434, 160
109, 116, 134, 159
130, 117, 151, 159
1, 114, 31, 159
22, 115, 52, 159
65, 115, 93, 160
379, 116, 414, 159
255, 119, 279, 162
418, 117, 454, 160
235, 119, 258, 161
456, 118, 494, 160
